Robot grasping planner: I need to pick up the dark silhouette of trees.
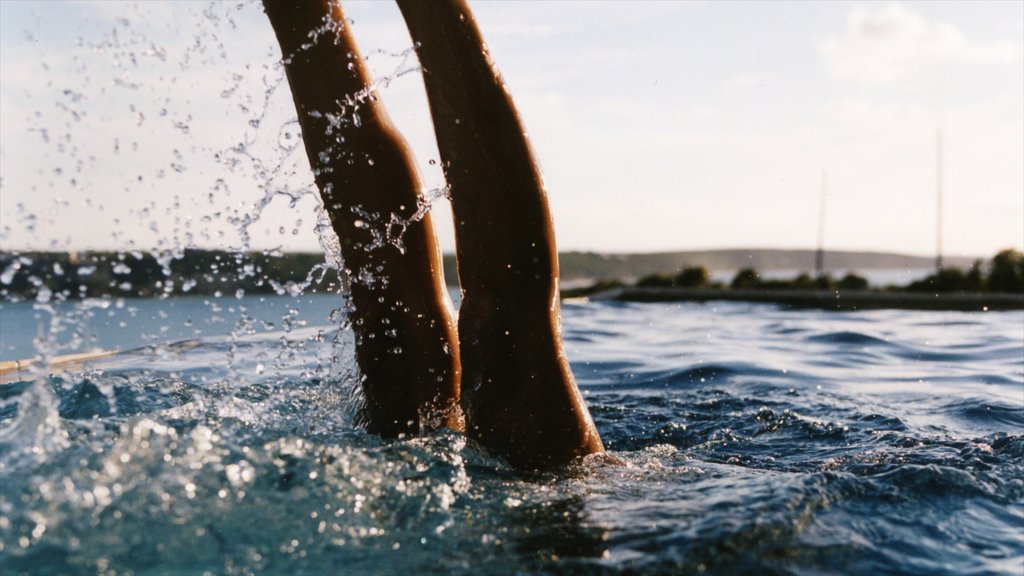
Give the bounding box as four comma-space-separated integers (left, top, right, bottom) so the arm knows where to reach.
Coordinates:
0, 249, 342, 301
837, 273, 869, 291
907, 249, 1022, 294
676, 266, 710, 288
988, 249, 1024, 293
2, 248, 1021, 301
730, 268, 760, 289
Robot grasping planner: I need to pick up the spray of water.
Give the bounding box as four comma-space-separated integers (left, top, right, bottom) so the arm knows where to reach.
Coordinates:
0, 1, 449, 464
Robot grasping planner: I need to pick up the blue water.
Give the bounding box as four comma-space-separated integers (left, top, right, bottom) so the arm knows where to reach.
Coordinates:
1, 295, 1022, 575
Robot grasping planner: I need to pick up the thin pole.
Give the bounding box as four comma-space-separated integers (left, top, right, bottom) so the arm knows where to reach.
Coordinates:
815, 170, 827, 277
936, 130, 943, 271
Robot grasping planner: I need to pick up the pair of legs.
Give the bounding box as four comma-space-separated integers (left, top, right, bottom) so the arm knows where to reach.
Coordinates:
263, 0, 602, 469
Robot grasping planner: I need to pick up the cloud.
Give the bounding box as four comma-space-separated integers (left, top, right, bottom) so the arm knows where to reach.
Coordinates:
821, 4, 1019, 84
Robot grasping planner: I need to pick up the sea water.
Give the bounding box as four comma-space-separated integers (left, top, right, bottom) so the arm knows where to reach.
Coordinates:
1, 295, 1021, 575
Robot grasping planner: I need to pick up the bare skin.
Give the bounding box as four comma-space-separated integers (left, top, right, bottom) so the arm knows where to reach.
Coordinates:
264, 0, 603, 469
263, 0, 461, 436
396, 0, 603, 469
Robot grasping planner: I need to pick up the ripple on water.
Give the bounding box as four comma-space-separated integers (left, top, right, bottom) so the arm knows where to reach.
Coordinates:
806, 330, 895, 347
941, 398, 1024, 430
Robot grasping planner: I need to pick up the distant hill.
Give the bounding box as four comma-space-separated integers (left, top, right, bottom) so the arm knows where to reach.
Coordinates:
442, 249, 977, 284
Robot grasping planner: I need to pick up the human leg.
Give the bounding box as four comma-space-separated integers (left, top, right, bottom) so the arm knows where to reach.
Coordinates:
263, 0, 461, 435
396, 0, 604, 468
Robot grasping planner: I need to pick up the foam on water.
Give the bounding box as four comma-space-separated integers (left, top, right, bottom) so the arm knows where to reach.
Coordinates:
1, 297, 1022, 575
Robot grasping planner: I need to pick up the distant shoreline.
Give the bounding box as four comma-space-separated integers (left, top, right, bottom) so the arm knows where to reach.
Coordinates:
455, 248, 981, 285
1, 248, 1017, 304
577, 286, 1024, 312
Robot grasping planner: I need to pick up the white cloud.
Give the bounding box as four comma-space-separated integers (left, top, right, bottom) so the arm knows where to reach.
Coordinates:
821, 4, 1019, 84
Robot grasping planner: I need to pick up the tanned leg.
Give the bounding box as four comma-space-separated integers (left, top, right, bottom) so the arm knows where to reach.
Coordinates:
263, 0, 461, 436
396, 0, 604, 468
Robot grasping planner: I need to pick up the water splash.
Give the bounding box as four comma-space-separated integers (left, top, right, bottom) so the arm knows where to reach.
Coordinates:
0, 12, 472, 569
0, 1, 420, 490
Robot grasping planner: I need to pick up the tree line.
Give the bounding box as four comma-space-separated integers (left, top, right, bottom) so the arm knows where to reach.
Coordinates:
628, 249, 1023, 294
0, 249, 342, 302
2, 248, 1020, 303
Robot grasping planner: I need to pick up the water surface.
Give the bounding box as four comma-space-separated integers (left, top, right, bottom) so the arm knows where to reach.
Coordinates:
1, 296, 1022, 575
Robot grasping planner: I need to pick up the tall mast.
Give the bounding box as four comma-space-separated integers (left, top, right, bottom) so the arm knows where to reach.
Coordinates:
936, 130, 944, 271
815, 170, 827, 277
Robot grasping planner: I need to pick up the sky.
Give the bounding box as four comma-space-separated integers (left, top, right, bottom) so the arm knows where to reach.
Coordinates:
1, 0, 1022, 260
